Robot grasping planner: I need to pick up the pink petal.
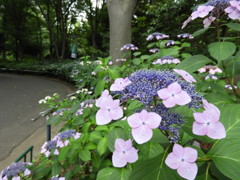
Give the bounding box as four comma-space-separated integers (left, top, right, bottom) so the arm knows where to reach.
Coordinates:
192, 122, 208, 136
207, 121, 226, 139
191, 11, 200, 20
165, 152, 182, 169
125, 148, 138, 163
139, 109, 149, 120
162, 97, 177, 108
229, 10, 240, 19
145, 112, 162, 129
168, 82, 182, 94
96, 109, 112, 125
132, 126, 153, 144
175, 91, 191, 106
125, 139, 133, 150
173, 144, 184, 158
225, 6, 234, 13
157, 88, 171, 100
110, 83, 124, 91
193, 112, 208, 123
109, 106, 123, 120
177, 162, 198, 180
112, 151, 127, 167
115, 139, 127, 151
198, 11, 210, 18
183, 147, 198, 162
24, 169, 31, 176
230, 0, 240, 7
128, 113, 141, 128
96, 95, 113, 108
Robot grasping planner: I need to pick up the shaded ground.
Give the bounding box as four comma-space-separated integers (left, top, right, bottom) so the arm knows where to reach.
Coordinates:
0, 73, 75, 165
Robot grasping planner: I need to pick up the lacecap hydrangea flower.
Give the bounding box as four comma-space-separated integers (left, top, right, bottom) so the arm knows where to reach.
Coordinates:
146, 32, 169, 41
177, 33, 194, 39
114, 69, 202, 108
110, 78, 132, 91
0, 162, 31, 180
120, 44, 138, 51
152, 56, 180, 65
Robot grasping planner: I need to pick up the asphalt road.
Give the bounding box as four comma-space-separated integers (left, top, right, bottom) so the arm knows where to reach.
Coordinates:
0, 73, 75, 161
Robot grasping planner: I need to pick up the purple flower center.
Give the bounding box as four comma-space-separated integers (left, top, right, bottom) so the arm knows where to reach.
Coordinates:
181, 158, 185, 162
142, 122, 146, 125
207, 122, 210, 126
108, 109, 111, 112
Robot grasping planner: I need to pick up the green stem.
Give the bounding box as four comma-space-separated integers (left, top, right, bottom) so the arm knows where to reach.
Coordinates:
205, 162, 211, 180
221, 61, 240, 99
197, 156, 211, 162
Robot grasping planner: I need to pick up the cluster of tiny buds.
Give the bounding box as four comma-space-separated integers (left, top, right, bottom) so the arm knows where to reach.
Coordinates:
38, 93, 59, 104
0, 162, 32, 180
116, 59, 127, 62
41, 130, 81, 157
177, 33, 194, 39
76, 88, 92, 95
152, 56, 180, 65
165, 40, 175, 46
149, 48, 160, 53
76, 101, 94, 115
146, 33, 169, 41
52, 108, 69, 116
225, 84, 238, 90
120, 44, 138, 51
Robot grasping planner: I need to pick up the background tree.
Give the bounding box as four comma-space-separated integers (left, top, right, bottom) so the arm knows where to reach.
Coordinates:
107, 0, 138, 64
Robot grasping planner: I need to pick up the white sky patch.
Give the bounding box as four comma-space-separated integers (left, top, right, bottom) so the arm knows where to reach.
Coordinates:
77, 0, 103, 24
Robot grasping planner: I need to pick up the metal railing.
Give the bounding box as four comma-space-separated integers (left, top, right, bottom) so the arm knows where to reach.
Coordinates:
15, 146, 34, 162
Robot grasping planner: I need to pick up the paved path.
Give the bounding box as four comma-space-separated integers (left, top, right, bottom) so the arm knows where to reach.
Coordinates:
0, 73, 75, 169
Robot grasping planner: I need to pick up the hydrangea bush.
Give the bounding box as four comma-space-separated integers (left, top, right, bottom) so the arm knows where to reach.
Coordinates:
1, 0, 240, 179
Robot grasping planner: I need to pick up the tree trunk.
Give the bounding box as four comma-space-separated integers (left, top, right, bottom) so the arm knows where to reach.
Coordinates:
107, 0, 137, 65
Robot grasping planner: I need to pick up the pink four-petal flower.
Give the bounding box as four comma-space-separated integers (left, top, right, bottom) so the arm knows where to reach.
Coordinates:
110, 77, 131, 91
174, 69, 197, 83
157, 82, 191, 108
112, 139, 138, 167
96, 98, 123, 125
191, 5, 214, 20
128, 109, 162, 144
95, 90, 113, 107
165, 144, 198, 180
193, 109, 226, 139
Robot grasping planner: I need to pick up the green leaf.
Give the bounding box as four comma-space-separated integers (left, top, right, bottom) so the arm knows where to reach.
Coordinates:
107, 128, 128, 152
128, 100, 142, 110
58, 146, 69, 162
130, 151, 182, 180
89, 131, 102, 142
52, 163, 62, 176
205, 93, 235, 105
133, 52, 141, 57
193, 28, 209, 37
208, 42, 236, 62
79, 149, 91, 161
109, 69, 120, 79
208, 139, 240, 179
176, 55, 212, 72
132, 58, 141, 65
225, 23, 240, 31
139, 142, 164, 160
94, 80, 106, 96
97, 136, 108, 155
97, 168, 131, 180
85, 142, 97, 150
97, 168, 116, 180
225, 56, 240, 78
181, 42, 190, 48
219, 104, 240, 139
